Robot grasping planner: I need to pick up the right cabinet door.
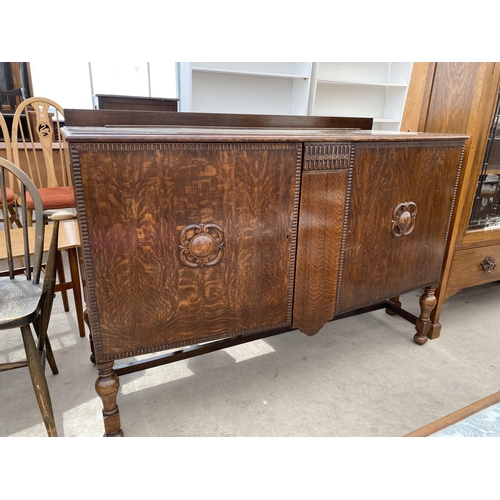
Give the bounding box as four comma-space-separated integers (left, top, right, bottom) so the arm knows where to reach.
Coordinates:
337, 139, 465, 314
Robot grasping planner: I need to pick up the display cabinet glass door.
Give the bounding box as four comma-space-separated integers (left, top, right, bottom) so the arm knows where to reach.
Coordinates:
469, 90, 500, 229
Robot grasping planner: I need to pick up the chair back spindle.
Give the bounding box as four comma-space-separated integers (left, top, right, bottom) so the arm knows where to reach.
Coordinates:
11, 98, 68, 193
0, 112, 21, 229
0, 167, 14, 277
0, 157, 45, 283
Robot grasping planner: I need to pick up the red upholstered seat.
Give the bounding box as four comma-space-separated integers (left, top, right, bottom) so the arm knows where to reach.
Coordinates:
0, 187, 17, 204
25, 186, 75, 210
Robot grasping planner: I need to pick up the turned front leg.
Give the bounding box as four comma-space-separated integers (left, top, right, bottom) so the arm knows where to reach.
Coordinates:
414, 286, 436, 345
95, 361, 124, 437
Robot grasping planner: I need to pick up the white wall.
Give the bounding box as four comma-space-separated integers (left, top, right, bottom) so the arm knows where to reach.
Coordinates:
29, 62, 178, 109
30, 61, 93, 109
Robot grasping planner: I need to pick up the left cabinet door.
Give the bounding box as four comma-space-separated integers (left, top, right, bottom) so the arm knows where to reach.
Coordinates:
72, 141, 302, 362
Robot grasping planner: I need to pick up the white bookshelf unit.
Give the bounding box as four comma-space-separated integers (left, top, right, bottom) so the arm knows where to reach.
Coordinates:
309, 62, 413, 131
178, 62, 313, 115
178, 62, 413, 130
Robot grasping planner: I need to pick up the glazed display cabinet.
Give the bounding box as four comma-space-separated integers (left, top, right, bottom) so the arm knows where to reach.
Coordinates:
468, 91, 500, 230
401, 62, 500, 337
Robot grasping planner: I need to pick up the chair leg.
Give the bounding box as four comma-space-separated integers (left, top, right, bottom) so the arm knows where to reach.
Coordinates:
36, 217, 61, 376
33, 317, 59, 375
67, 247, 86, 337
43, 336, 59, 375
20, 324, 58, 437
56, 250, 70, 312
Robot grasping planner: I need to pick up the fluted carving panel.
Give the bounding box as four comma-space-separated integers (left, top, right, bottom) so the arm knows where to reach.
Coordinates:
303, 143, 352, 171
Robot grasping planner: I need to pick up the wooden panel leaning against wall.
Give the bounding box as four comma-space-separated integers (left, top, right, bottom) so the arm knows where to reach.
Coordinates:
401, 62, 500, 338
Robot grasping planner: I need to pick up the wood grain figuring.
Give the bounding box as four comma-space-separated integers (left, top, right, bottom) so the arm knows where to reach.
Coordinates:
63, 118, 468, 437
400, 62, 433, 132
424, 63, 480, 134
73, 142, 301, 361
338, 141, 465, 313
293, 169, 349, 335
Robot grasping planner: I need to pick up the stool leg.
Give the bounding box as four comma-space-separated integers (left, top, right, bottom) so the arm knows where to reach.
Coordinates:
21, 324, 58, 437
67, 248, 86, 337
56, 251, 70, 312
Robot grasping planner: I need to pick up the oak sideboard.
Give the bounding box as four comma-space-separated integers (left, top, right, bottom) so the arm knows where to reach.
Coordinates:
62, 116, 466, 436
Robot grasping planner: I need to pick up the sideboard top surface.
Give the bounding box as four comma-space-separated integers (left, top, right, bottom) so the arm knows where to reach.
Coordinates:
62, 126, 468, 144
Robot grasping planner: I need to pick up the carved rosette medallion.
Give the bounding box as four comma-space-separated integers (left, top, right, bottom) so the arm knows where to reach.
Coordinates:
391, 201, 417, 238
179, 223, 224, 268
480, 256, 496, 274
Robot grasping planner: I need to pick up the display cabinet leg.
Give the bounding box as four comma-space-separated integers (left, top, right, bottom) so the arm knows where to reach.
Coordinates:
385, 296, 401, 316
96, 361, 124, 437
414, 286, 436, 345
427, 322, 442, 340
428, 286, 445, 340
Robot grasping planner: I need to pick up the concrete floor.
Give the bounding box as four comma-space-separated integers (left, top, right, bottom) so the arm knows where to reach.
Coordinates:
1, 270, 499, 437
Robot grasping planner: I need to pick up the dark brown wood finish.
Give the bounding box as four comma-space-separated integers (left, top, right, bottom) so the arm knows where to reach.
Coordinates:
95, 94, 179, 112
75, 142, 301, 360
338, 140, 465, 314
63, 116, 467, 437
0, 88, 26, 112
64, 108, 373, 131
293, 143, 352, 335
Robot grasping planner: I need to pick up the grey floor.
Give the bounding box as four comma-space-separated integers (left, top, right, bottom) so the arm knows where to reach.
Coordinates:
1, 264, 499, 437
